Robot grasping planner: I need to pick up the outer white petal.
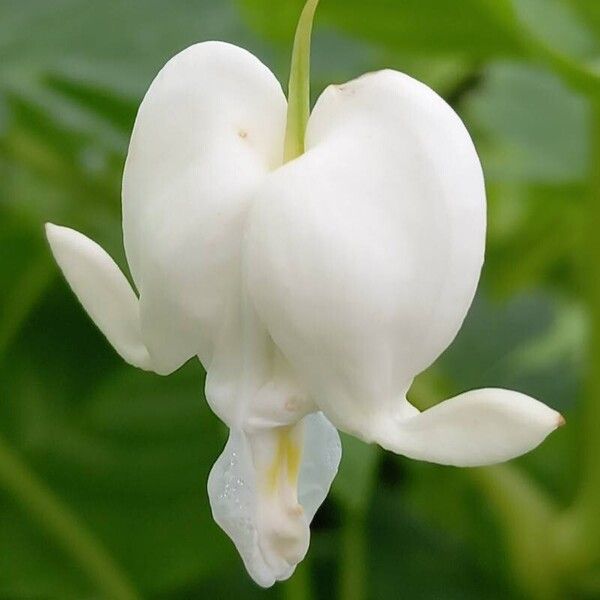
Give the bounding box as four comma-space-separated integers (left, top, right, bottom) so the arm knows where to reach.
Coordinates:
373, 389, 564, 467
207, 413, 340, 587
45, 223, 152, 370
245, 70, 486, 437
122, 41, 286, 375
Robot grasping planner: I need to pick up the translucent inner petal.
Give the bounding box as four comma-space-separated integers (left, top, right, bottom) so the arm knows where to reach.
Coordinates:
207, 413, 340, 587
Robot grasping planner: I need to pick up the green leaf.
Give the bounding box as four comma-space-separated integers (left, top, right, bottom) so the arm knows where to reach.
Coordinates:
368, 481, 512, 600
0, 285, 232, 597
465, 62, 590, 183
242, 0, 522, 59
510, 0, 599, 61
0, 216, 55, 358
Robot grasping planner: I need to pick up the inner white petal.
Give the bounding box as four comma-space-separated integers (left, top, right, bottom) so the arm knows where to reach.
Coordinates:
207, 413, 341, 587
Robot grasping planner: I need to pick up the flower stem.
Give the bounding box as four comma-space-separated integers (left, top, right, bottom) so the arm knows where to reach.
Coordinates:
339, 510, 367, 600
282, 554, 313, 600
576, 100, 600, 556
283, 0, 319, 163
0, 433, 139, 600
470, 465, 560, 599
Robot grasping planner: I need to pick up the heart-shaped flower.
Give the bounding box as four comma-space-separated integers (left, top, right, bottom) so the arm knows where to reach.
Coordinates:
45, 0, 563, 588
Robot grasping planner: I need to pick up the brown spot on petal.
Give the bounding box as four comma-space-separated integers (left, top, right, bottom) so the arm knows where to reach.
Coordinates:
238, 129, 248, 139
285, 397, 300, 412
557, 413, 566, 427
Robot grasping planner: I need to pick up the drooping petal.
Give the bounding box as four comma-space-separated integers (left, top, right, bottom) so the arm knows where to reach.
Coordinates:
208, 429, 275, 587
207, 413, 340, 587
245, 69, 486, 437
371, 389, 564, 467
122, 41, 287, 375
45, 223, 152, 371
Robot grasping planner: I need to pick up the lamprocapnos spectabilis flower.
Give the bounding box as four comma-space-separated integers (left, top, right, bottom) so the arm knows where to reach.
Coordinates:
45, 0, 564, 588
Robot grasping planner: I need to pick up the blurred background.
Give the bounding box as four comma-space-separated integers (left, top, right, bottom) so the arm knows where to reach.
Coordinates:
0, 0, 598, 598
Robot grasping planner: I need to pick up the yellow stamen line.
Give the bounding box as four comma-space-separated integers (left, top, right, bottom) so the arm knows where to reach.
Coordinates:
266, 432, 286, 493
265, 427, 302, 494
285, 433, 301, 486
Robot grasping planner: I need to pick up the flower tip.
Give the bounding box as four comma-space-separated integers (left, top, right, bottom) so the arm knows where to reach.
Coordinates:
557, 413, 566, 428
44, 222, 63, 245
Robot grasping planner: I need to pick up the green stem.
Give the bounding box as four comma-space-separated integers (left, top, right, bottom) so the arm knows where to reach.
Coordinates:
282, 554, 313, 600
339, 511, 367, 600
576, 101, 600, 555
470, 466, 561, 600
0, 433, 139, 600
283, 0, 319, 163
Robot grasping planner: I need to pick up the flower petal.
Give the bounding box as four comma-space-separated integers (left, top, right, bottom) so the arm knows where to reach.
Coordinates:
207, 429, 276, 587
297, 412, 342, 521
207, 413, 340, 587
245, 69, 486, 436
45, 223, 152, 371
122, 41, 286, 375
372, 389, 563, 466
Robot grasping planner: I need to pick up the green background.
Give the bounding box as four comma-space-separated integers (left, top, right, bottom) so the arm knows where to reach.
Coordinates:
1, 0, 599, 598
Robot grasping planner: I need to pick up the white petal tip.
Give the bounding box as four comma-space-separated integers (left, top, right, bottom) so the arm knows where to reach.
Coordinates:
44, 222, 154, 372
369, 388, 562, 467
45, 223, 84, 260
45, 222, 65, 245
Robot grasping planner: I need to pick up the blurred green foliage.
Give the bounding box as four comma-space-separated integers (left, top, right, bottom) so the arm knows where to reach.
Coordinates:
0, 0, 598, 598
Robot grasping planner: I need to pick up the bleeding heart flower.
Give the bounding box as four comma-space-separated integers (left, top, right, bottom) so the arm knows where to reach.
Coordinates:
45, 0, 564, 588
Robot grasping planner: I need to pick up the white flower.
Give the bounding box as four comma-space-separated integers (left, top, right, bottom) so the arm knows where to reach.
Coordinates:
45, 38, 563, 587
